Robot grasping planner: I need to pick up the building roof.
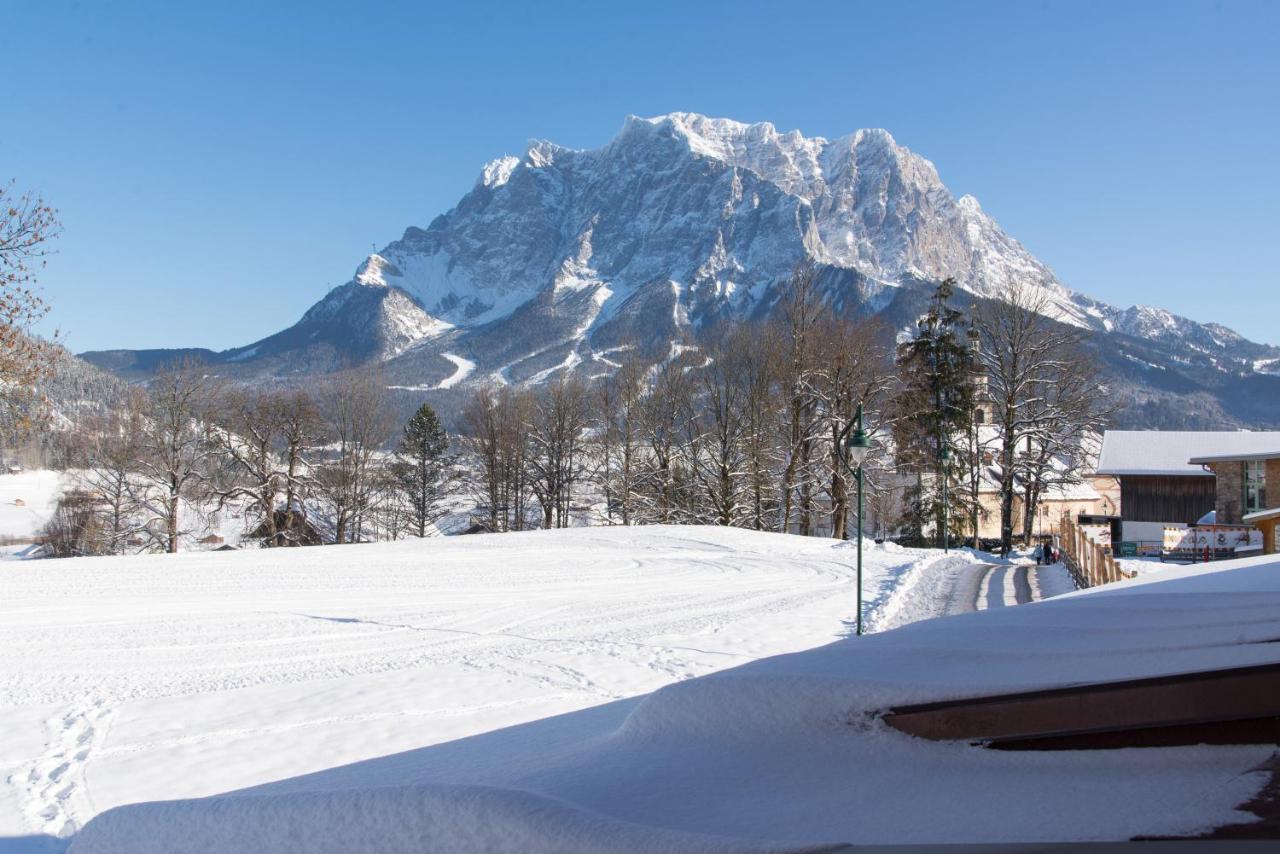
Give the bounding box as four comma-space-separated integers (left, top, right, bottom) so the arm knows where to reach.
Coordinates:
1096, 430, 1280, 477
1189, 449, 1280, 465
1243, 507, 1280, 524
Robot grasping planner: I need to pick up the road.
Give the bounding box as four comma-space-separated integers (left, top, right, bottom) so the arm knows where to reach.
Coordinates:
942, 562, 1038, 616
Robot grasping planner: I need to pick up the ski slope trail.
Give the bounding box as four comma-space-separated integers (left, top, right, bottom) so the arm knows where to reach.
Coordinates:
434, 353, 475, 389
0, 526, 962, 850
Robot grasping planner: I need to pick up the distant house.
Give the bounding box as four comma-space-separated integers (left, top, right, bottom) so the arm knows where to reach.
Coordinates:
197, 534, 225, 546
1097, 430, 1280, 543
1189, 445, 1280, 554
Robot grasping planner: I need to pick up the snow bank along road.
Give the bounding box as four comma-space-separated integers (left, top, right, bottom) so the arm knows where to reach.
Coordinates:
0, 526, 1033, 851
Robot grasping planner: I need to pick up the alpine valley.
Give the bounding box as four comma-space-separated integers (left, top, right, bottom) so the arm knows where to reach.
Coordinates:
81, 113, 1280, 428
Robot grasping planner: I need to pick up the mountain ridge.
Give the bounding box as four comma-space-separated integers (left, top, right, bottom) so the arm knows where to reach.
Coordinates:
81, 113, 1280, 428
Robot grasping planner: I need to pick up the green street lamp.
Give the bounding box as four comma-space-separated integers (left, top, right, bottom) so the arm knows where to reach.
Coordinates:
837, 403, 872, 636
939, 441, 950, 553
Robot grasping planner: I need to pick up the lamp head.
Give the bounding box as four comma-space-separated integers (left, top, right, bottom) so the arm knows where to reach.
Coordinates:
845, 427, 871, 468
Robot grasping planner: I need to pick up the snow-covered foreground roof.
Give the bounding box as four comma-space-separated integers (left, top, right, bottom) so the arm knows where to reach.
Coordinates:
62, 548, 1280, 850
1098, 430, 1280, 477
0, 526, 967, 851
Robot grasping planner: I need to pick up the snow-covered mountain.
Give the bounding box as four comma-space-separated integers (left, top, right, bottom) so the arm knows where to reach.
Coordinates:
82, 113, 1280, 427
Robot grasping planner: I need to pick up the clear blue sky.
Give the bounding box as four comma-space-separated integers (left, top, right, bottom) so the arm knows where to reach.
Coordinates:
6, 0, 1278, 352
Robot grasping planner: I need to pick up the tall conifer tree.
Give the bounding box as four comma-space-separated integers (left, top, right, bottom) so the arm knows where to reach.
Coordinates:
392, 403, 450, 538
892, 279, 977, 547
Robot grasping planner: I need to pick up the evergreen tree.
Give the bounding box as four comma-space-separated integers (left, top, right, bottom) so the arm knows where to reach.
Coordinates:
892, 279, 977, 547
392, 403, 450, 538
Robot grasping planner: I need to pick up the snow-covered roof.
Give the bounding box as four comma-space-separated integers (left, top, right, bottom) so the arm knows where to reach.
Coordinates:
1243, 506, 1280, 523
1189, 449, 1280, 465
1097, 430, 1280, 477
1042, 480, 1102, 501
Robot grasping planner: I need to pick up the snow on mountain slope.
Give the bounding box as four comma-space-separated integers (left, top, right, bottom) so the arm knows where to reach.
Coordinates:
367, 111, 1095, 341
647, 114, 1090, 321
79, 112, 1280, 426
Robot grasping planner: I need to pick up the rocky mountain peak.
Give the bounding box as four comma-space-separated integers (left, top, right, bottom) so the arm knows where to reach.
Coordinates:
81, 113, 1280, 428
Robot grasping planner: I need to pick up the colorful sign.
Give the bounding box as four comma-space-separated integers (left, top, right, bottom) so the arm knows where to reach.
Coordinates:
1163, 526, 1263, 553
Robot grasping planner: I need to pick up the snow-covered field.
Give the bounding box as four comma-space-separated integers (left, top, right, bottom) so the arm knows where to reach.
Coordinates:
0, 471, 64, 545
75, 549, 1269, 853
13, 525, 1263, 852
0, 526, 983, 852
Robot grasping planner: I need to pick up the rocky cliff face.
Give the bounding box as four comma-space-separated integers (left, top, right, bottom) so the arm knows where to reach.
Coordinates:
81, 113, 1280, 427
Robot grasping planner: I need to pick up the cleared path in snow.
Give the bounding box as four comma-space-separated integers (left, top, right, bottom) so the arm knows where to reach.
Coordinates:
976, 563, 1035, 610
938, 562, 1043, 616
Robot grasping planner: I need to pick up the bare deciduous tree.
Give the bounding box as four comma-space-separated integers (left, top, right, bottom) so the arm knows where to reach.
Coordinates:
812, 317, 894, 540
134, 359, 220, 553
315, 367, 397, 544
527, 376, 592, 529
633, 355, 694, 523
76, 392, 148, 554
683, 328, 754, 527
0, 182, 62, 442
214, 388, 286, 544
776, 266, 825, 535
596, 360, 645, 525
277, 389, 324, 545
974, 283, 1109, 554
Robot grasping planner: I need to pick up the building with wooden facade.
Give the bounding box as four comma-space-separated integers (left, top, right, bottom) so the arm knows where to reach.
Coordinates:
1097, 431, 1280, 543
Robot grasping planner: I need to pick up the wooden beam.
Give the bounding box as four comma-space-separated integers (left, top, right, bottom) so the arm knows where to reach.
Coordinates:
884, 662, 1280, 750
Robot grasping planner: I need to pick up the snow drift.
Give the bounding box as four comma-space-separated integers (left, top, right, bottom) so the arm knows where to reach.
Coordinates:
67, 551, 1280, 851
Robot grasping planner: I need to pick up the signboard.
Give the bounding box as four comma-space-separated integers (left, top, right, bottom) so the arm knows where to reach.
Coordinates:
1163, 526, 1263, 554
1081, 524, 1111, 546
1117, 541, 1138, 558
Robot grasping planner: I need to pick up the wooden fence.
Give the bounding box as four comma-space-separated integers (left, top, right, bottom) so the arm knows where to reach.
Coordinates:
1059, 514, 1136, 589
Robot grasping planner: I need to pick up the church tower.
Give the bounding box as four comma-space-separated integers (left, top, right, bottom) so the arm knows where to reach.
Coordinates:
967, 326, 992, 425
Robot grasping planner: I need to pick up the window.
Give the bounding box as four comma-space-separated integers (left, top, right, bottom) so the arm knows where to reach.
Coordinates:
1245, 460, 1266, 513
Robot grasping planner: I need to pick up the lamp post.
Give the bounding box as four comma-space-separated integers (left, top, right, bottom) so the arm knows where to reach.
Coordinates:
939, 440, 950, 553
838, 403, 872, 636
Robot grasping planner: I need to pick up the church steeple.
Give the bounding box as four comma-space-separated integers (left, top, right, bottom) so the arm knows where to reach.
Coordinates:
968, 325, 991, 424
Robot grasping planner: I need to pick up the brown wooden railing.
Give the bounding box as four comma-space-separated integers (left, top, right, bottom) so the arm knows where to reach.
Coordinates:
1059, 514, 1136, 589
